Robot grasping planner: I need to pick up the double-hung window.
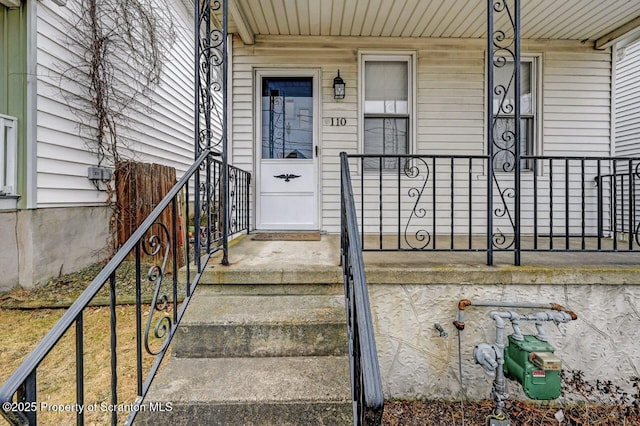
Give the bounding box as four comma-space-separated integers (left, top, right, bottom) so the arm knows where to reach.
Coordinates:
362, 55, 413, 171
493, 57, 536, 171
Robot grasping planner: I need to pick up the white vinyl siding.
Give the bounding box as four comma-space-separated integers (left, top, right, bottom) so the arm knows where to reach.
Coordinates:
35, 0, 198, 207
615, 39, 640, 158
542, 48, 612, 157
231, 36, 612, 233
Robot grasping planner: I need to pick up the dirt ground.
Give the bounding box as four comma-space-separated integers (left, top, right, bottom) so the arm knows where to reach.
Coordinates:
383, 399, 640, 425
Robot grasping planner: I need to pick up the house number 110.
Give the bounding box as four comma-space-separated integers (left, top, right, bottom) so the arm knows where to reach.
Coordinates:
330, 117, 347, 126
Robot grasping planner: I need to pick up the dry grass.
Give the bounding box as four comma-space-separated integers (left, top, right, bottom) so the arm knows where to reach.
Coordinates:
0, 259, 183, 425
0, 305, 170, 425
0, 261, 160, 309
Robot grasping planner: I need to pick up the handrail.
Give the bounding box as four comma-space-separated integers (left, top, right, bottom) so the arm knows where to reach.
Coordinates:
340, 152, 384, 425
0, 148, 251, 425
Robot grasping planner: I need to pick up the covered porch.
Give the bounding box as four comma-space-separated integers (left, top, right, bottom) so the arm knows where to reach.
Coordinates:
3, 1, 640, 425
216, 0, 640, 269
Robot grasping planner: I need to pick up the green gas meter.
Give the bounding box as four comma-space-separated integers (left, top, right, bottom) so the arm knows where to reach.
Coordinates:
503, 335, 562, 400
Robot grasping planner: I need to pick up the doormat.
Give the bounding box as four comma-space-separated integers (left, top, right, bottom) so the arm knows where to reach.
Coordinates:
251, 232, 321, 241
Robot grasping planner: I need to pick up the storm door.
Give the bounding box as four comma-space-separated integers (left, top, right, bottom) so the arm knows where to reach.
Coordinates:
256, 73, 319, 230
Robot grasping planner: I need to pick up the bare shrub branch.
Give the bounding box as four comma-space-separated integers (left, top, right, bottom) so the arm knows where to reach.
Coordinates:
60, 0, 175, 167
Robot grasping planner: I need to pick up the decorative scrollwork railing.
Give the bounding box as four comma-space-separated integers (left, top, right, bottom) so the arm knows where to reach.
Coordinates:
403, 157, 431, 250
346, 154, 640, 264
195, 0, 223, 155
340, 152, 384, 426
596, 159, 640, 248
0, 148, 251, 425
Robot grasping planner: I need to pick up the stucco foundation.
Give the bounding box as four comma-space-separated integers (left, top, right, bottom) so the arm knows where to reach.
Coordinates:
0, 210, 20, 292
0, 206, 110, 291
369, 283, 640, 400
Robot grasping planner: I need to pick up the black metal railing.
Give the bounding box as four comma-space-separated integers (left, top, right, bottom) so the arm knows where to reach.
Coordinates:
345, 154, 640, 264
0, 148, 250, 425
340, 152, 384, 426
598, 169, 640, 239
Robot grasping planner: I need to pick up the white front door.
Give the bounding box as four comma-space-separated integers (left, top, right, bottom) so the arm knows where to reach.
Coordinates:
256, 71, 319, 230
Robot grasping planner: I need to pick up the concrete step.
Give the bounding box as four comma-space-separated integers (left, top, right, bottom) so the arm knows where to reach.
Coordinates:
197, 263, 343, 286
194, 282, 344, 296
136, 356, 352, 426
174, 292, 348, 358
194, 236, 344, 286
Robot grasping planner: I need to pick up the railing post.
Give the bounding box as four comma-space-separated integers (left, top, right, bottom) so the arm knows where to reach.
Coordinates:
514, 0, 521, 266
340, 156, 344, 267
222, 0, 230, 265
487, 0, 521, 266
246, 173, 251, 234
135, 243, 143, 394
193, 0, 203, 271
486, 0, 494, 266
597, 161, 603, 249
76, 312, 85, 426
109, 273, 118, 426
629, 159, 634, 250
205, 0, 213, 257
17, 371, 37, 425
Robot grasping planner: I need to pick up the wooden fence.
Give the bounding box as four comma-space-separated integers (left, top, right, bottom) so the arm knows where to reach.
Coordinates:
115, 161, 184, 266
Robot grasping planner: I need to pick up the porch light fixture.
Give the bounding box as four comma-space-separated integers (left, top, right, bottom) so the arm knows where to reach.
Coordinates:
333, 70, 345, 99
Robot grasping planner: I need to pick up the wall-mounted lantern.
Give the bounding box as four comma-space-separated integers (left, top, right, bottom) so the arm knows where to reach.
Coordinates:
333, 70, 345, 100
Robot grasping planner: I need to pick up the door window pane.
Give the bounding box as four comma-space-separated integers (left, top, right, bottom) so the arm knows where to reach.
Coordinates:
261, 77, 313, 159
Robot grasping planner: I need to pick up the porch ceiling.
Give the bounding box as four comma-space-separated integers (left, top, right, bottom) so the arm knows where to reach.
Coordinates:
226, 0, 640, 47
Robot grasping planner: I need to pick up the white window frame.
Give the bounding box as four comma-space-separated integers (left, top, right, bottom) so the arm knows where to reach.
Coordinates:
358, 51, 417, 171
490, 54, 542, 172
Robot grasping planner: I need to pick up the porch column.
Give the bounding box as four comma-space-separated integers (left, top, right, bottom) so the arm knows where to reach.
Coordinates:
221, 0, 230, 265
194, 0, 229, 266
486, 0, 522, 266
193, 0, 207, 271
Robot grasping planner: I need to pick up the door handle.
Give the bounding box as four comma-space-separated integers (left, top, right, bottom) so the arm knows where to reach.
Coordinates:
315, 146, 318, 157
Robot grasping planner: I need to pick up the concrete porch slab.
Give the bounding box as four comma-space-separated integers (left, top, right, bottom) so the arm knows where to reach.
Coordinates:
203, 235, 343, 285
205, 234, 640, 286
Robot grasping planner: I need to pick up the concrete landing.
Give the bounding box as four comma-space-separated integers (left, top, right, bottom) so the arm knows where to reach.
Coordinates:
201, 235, 343, 285
204, 234, 640, 286
174, 293, 348, 358
137, 356, 351, 426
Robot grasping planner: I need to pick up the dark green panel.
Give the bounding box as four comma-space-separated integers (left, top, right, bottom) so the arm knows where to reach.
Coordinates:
1, 4, 28, 208
0, 7, 6, 115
